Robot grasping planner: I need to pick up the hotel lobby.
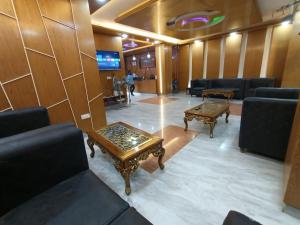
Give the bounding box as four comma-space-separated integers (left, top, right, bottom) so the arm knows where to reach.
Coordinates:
0, 0, 300, 225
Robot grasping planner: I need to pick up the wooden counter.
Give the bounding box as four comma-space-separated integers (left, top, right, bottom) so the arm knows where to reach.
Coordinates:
135, 79, 157, 94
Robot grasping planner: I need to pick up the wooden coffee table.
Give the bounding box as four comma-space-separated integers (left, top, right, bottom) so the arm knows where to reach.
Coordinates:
184, 101, 230, 138
202, 89, 235, 101
87, 122, 165, 195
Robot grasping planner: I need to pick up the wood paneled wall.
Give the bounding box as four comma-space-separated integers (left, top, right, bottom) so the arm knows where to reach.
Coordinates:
0, 0, 106, 131
284, 97, 300, 208
267, 24, 292, 86
93, 33, 126, 97
243, 28, 266, 78
178, 45, 189, 91
224, 34, 242, 78
281, 12, 300, 88
191, 42, 204, 80
206, 38, 221, 79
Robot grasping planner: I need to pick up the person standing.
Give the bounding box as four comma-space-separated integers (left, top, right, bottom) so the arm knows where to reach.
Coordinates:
126, 70, 135, 96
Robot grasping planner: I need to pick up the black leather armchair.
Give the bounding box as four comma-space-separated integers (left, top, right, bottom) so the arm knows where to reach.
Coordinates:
239, 88, 300, 160
223, 211, 262, 225
244, 78, 275, 97
190, 79, 208, 96
0, 109, 152, 225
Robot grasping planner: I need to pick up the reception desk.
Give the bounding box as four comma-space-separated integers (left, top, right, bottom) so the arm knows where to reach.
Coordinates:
135, 79, 157, 94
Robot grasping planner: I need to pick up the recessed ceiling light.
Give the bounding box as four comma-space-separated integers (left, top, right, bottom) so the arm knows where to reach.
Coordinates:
281, 20, 291, 26
194, 40, 202, 44
132, 55, 136, 61
230, 32, 238, 36
147, 52, 151, 59
121, 34, 128, 39
97, 0, 106, 3
154, 40, 160, 44
146, 38, 150, 42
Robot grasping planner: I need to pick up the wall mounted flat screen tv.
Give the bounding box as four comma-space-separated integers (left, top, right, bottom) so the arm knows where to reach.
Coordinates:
96, 50, 121, 71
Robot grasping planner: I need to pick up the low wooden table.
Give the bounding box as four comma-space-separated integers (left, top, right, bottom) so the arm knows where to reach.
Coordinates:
184, 101, 230, 138
87, 122, 165, 195
202, 89, 235, 101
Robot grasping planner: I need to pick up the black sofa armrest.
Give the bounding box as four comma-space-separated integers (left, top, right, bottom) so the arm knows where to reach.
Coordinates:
239, 97, 297, 160
0, 107, 50, 138
0, 124, 89, 216
223, 211, 262, 225
255, 87, 300, 99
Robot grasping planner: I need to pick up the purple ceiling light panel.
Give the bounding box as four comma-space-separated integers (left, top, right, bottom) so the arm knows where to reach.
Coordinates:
181, 16, 209, 26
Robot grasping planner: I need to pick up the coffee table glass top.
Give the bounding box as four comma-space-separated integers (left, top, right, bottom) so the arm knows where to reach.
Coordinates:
185, 101, 229, 117
96, 123, 151, 152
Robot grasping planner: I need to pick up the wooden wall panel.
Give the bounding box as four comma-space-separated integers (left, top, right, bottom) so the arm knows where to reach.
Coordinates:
192, 42, 204, 80
178, 45, 189, 91
90, 97, 107, 130
3, 76, 39, 109
164, 45, 173, 94
14, 0, 52, 55
45, 18, 82, 78
47, 101, 75, 125
27, 51, 66, 106
81, 54, 103, 100
267, 25, 292, 86
0, 0, 106, 131
64, 75, 92, 130
0, 0, 15, 17
244, 29, 266, 78
282, 13, 300, 88
38, 0, 74, 28
224, 34, 242, 78
206, 38, 221, 79
0, 16, 30, 82
0, 87, 10, 111
72, 0, 96, 57
284, 98, 300, 208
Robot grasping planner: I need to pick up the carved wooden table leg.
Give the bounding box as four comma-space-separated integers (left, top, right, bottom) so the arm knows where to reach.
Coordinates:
184, 117, 188, 131
122, 169, 132, 195
87, 136, 96, 158
153, 147, 165, 170
208, 121, 216, 138
225, 109, 230, 123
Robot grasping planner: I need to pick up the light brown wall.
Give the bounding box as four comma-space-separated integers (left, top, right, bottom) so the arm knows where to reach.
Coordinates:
93, 33, 126, 97
284, 97, 300, 208
267, 24, 293, 86
178, 45, 189, 91
0, 0, 106, 131
243, 28, 266, 78
224, 34, 242, 78
206, 38, 221, 79
281, 12, 300, 88
192, 42, 204, 80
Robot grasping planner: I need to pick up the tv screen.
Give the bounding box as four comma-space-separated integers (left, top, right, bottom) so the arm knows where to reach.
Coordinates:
96, 50, 121, 71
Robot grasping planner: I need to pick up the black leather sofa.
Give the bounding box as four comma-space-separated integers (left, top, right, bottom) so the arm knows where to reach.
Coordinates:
190, 79, 209, 96
209, 78, 246, 99
244, 78, 275, 97
223, 211, 262, 225
239, 88, 300, 160
0, 108, 152, 225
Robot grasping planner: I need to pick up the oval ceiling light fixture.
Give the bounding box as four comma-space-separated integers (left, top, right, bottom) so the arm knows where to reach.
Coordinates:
121, 34, 128, 39
97, 0, 106, 2
167, 11, 225, 32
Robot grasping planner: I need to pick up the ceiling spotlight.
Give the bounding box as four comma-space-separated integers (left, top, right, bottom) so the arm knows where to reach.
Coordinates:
146, 38, 150, 42
230, 32, 238, 36
147, 52, 151, 59
194, 40, 202, 44
132, 55, 136, 61
281, 20, 291, 26
154, 40, 160, 44
121, 34, 128, 39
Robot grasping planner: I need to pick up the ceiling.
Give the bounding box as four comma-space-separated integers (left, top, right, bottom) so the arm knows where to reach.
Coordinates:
90, 0, 292, 45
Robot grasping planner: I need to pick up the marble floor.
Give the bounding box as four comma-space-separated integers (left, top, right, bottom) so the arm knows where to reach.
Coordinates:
85, 93, 300, 225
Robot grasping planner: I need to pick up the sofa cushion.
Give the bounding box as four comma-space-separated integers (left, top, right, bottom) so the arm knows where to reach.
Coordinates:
210, 79, 243, 88
223, 211, 262, 225
255, 87, 300, 99
250, 78, 274, 88
109, 208, 152, 225
193, 87, 205, 91
0, 170, 129, 225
